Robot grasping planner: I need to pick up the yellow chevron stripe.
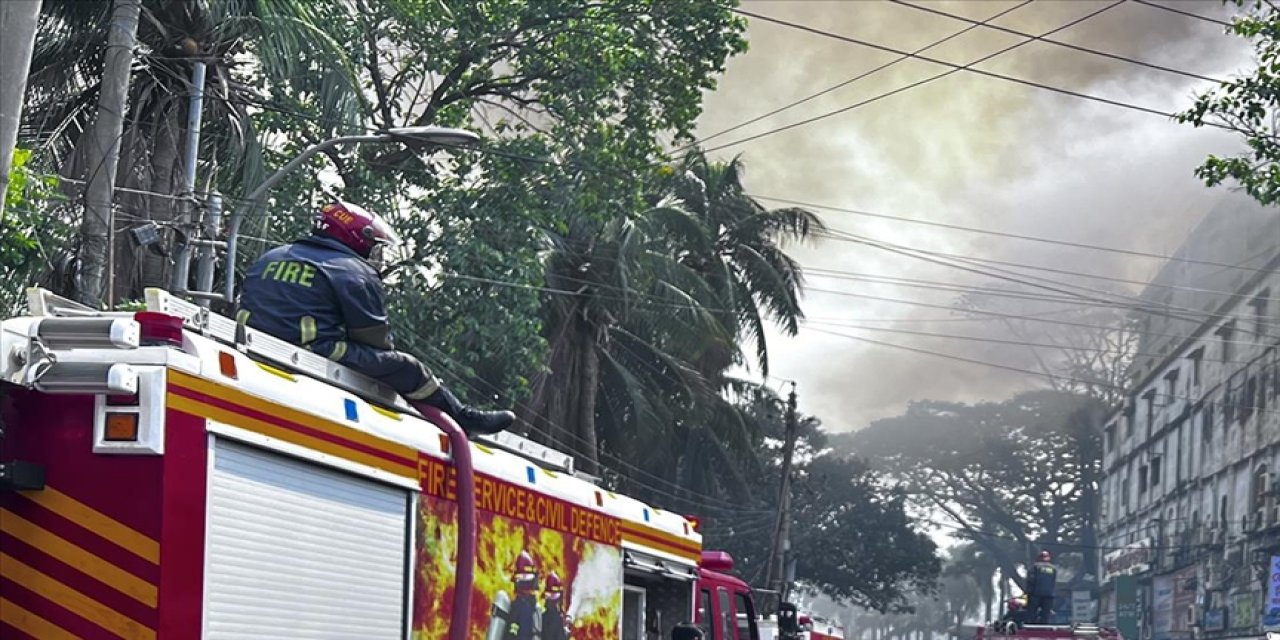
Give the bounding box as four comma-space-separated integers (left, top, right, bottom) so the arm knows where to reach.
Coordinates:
0, 508, 157, 607
0, 597, 78, 640
0, 553, 155, 640
19, 487, 159, 565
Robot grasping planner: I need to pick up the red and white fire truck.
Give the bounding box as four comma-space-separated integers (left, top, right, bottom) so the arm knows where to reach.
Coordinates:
0, 287, 764, 640
753, 608, 844, 640
973, 622, 1123, 640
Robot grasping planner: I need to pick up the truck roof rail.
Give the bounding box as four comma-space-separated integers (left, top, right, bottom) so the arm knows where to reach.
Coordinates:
20, 287, 576, 473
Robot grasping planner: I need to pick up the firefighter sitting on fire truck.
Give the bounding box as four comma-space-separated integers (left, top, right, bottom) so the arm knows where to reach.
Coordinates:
237, 200, 515, 435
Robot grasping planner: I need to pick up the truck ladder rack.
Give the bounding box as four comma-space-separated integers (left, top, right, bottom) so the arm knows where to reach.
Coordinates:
22, 287, 576, 474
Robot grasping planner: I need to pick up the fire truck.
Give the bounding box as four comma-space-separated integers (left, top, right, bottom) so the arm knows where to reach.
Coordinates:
973, 622, 1123, 640
752, 605, 844, 640
0, 287, 763, 640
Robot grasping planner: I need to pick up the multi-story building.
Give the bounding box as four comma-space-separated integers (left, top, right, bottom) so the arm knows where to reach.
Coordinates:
1098, 192, 1280, 640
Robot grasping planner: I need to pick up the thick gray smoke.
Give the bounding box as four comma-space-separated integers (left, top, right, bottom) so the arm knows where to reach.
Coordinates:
696, 1, 1252, 430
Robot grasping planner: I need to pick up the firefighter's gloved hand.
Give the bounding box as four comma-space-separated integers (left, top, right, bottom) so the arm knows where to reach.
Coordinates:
416, 386, 515, 436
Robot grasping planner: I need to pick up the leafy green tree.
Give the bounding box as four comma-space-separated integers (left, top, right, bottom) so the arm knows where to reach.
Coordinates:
839, 390, 1104, 594
1177, 0, 1280, 204
240, 0, 749, 408
0, 148, 69, 312
704, 406, 940, 613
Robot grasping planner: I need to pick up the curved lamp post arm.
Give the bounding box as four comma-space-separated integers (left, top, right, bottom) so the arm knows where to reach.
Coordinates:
216, 126, 478, 305
221, 133, 392, 303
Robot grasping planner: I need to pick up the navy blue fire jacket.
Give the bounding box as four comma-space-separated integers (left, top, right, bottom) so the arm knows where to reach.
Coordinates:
237, 235, 395, 357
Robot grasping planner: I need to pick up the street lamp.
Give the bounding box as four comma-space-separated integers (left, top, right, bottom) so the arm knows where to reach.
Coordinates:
183, 126, 480, 305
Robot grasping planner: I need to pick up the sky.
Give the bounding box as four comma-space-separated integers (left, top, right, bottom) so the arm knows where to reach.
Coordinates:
694, 0, 1255, 432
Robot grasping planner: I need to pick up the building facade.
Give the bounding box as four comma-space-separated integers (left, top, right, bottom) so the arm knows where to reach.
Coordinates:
1099, 193, 1280, 640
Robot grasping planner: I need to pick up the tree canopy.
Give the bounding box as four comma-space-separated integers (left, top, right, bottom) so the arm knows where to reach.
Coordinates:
839, 390, 1104, 593
1178, 0, 1280, 204
704, 407, 940, 613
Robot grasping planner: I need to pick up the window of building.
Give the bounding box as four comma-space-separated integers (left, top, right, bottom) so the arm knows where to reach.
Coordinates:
1144, 390, 1157, 436
1205, 404, 1216, 443
1242, 375, 1257, 422
1105, 424, 1116, 453
1164, 369, 1180, 402
1217, 320, 1236, 363
1121, 476, 1130, 507
1254, 467, 1270, 514
1188, 347, 1204, 389
1220, 495, 1229, 524
1251, 290, 1270, 338
1262, 366, 1271, 412
1124, 403, 1136, 439
1264, 350, 1274, 399
1151, 456, 1162, 487
1225, 385, 1237, 426
1139, 464, 1149, 494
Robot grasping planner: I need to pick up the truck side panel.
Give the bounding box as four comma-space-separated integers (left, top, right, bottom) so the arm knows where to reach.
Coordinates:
0, 387, 163, 639
414, 455, 624, 640
158, 406, 208, 638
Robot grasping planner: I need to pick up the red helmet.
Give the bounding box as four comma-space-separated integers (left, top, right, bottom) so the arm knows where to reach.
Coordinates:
514, 550, 538, 594
314, 201, 401, 260
1038, 550, 1052, 562
546, 571, 563, 600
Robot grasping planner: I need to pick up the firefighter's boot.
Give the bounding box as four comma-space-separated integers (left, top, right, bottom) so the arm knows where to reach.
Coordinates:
416, 386, 514, 436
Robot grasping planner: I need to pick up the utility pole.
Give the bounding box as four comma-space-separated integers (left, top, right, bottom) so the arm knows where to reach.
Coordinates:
0, 0, 42, 219
766, 381, 799, 607
75, 0, 141, 308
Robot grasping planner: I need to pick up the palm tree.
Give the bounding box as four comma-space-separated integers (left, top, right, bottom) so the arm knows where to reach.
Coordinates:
667, 151, 824, 376
524, 204, 732, 475
23, 0, 361, 303
525, 151, 822, 496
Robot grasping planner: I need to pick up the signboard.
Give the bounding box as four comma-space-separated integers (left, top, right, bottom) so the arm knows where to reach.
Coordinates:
1074, 590, 1097, 623
1117, 575, 1140, 640
1152, 575, 1174, 640
1265, 555, 1280, 630
1170, 566, 1198, 636
1101, 589, 1117, 628
1105, 539, 1154, 581
1203, 609, 1227, 632
1233, 592, 1257, 631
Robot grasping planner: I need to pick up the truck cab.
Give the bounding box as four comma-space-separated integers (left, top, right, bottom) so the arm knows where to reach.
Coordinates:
695, 551, 761, 640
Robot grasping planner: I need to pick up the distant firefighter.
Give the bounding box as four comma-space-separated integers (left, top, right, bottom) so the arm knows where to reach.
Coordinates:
1026, 550, 1057, 624
487, 551, 542, 640
542, 571, 570, 640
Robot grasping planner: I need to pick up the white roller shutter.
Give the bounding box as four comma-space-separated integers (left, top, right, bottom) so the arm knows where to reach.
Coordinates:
205, 438, 410, 639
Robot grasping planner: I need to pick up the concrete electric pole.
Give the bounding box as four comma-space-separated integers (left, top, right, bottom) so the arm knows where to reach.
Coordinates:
765, 382, 799, 606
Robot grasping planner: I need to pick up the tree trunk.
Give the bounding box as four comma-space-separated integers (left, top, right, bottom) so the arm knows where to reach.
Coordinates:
0, 0, 42, 219
135, 105, 181, 298
574, 325, 600, 474
522, 307, 602, 473
76, 0, 141, 307
1076, 404, 1103, 585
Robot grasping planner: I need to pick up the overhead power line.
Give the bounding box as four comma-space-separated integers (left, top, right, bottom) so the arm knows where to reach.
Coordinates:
689, 0, 1035, 147
803, 318, 1262, 366
804, 286, 1271, 349
889, 0, 1223, 84
816, 229, 1223, 326
1133, 0, 1234, 27
805, 325, 1280, 417
754, 192, 1276, 275
714, 5, 1234, 153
